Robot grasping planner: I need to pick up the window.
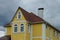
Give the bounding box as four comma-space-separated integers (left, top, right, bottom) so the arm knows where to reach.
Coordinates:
57, 32, 58, 37
28, 24, 31, 32
46, 24, 48, 29
14, 24, 18, 32
17, 12, 21, 19
20, 24, 24, 32
55, 31, 58, 37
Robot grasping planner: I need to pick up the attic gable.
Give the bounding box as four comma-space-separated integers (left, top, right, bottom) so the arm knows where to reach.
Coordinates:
11, 7, 27, 22
10, 7, 43, 23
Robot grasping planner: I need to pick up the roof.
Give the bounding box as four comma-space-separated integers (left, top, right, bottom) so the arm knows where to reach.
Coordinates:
0, 35, 11, 40
4, 7, 43, 26
18, 7, 43, 22
4, 7, 60, 32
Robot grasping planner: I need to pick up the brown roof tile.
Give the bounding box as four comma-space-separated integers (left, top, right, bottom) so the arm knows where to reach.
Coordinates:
19, 7, 43, 22
0, 35, 11, 40
4, 23, 11, 27
28, 12, 43, 22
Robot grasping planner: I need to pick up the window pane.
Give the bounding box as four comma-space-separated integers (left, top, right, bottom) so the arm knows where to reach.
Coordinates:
14, 24, 18, 32
14, 24, 17, 26
46, 24, 47, 29
18, 15, 21, 18
21, 27, 24, 32
20, 24, 24, 32
14, 27, 17, 32
18, 12, 21, 19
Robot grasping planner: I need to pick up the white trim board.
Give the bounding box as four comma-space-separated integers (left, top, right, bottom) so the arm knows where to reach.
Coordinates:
42, 23, 46, 40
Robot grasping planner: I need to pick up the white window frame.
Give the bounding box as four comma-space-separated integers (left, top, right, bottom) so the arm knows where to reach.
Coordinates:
13, 24, 18, 33
20, 24, 24, 32
17, 12, 21, 19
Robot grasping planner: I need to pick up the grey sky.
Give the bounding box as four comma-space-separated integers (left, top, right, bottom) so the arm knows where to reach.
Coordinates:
0, 0, 20, 25
0, 0, 60, 37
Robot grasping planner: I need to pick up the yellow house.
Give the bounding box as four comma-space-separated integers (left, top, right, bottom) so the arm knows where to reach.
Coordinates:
4, 7, 60, 40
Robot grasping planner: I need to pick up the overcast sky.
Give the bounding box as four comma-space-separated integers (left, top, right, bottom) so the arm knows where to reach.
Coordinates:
0, 0, 60, 37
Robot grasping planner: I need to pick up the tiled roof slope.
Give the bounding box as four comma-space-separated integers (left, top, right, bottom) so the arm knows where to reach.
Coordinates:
19, 7, 43, 22
0, 35, 11, 40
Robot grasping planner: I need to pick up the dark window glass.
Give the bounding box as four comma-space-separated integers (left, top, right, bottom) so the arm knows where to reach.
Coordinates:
14, 24, 17, 26
46, 23, 48, 29
18, 12, 21, 19
14, 27, 17, 32
14, 24, 18, 32
20, 24, 24, 32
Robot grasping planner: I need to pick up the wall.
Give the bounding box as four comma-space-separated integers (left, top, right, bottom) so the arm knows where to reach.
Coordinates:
46, 25, 59, 40
32, 23, 42, 40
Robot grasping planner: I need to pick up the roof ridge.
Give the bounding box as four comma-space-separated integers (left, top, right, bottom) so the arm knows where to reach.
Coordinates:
19, 7, 29, 13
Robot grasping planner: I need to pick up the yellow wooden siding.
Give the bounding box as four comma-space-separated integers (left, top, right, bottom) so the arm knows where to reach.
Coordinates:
32, 38, 42, 40
26, 33, 30, 40
11, 33, 25, 40
46, 25, 59, 40
32, 24, 42, 37
25, 23, 30, 40
6, 27, 11, 35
